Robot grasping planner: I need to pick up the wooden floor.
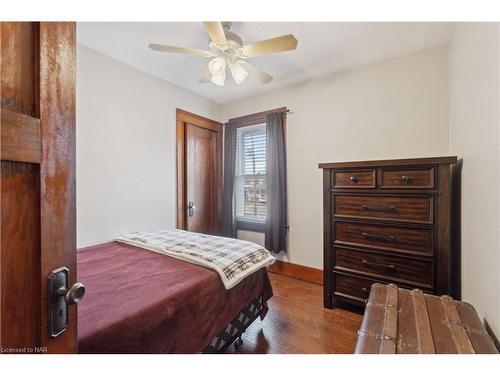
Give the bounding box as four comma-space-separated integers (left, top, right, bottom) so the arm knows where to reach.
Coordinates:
225, 273, 363, 354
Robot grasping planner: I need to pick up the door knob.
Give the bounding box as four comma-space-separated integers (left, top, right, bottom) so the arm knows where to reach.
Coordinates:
56, 282, 86, 305
48, 267, 85, 337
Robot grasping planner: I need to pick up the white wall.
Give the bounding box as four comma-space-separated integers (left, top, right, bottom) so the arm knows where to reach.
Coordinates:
222, 46, 450, 269
449, 23, 500, 338
76, 44, 220, 248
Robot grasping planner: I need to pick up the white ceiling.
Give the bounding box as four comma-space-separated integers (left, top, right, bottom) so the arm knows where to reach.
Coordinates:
77, 22, 454, 104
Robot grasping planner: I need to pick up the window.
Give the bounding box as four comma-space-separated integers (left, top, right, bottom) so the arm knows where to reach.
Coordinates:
235, 123, 266, 230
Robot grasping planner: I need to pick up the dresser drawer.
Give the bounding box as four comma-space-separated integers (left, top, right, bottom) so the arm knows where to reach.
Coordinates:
333, 170, 375, 188
334, 221, 433, 256
334, 272, 378, 303
334, 194, 433, 224
334, 247, 433, 288
379, 168, 434, 189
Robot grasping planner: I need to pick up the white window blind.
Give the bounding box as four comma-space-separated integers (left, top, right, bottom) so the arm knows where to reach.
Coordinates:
235, 123, 266, 223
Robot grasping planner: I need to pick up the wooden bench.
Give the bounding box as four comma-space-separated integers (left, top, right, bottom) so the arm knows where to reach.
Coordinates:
355, 283, 499, 354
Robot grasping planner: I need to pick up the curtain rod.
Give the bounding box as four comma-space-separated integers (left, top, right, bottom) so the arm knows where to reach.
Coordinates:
227, 107, 292, 124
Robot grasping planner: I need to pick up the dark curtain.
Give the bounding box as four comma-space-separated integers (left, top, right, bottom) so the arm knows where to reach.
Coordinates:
265, 112, 287, 253
221, 122, 237, 237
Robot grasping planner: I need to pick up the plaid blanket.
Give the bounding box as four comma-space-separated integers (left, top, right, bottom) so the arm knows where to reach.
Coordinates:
115, 229, 275, 289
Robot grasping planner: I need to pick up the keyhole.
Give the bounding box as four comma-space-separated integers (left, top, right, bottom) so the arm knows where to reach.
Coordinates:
59, 310, 63, 317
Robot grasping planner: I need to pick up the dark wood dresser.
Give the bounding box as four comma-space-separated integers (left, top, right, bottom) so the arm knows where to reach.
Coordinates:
319, 157, 457, 308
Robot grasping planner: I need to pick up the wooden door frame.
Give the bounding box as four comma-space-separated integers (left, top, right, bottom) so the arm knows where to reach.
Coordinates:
176, 108, 223, 231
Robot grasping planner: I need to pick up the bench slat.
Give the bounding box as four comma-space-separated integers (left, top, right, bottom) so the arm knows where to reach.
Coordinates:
411, 289, 435, 353
424, 294, 457, 353
455, 301, 498, 354
440, 295, 475, 354
379, 284, 398, 354
396, 288, 418, 353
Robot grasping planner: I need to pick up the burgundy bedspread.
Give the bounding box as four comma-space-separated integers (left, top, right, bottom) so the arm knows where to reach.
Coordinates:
77, 241, 273, 353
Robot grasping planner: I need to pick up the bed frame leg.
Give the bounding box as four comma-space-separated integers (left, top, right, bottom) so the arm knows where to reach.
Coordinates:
234, 336, 243, 351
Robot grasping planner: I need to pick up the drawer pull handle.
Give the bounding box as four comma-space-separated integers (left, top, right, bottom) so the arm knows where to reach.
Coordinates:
361, 204, 396, 213
401, 175, 411, 183
362, 259, 396, 270
361, 287, 370, 294
350, 176, 359, 183
362, 232, 396, 242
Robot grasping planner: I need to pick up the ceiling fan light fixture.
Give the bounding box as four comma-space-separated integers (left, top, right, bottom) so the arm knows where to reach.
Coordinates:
229, 61, 248, 84
208, 56, 226, 76
149, 22, 297, 87
210, 70, 226, 86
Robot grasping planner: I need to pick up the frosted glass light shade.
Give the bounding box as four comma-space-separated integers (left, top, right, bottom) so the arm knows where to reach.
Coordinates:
208, 57, 225, 75
210, 70, 226, 86
229, 62, 249, 84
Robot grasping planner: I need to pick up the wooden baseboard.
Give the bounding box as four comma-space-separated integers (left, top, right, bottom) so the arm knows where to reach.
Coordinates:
268, 260, 323, 285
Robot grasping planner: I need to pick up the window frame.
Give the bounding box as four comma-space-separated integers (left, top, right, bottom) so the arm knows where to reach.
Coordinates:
235, 122, 267, 229
228, 107, 287, 233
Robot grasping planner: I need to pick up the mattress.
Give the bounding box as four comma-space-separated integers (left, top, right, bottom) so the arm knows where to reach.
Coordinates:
77, 241, 273, 353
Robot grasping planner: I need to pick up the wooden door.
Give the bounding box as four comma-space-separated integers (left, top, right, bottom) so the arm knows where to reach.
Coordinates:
186, 124, 218, 233
1, 22, 77, 353
176, 109, 222, 235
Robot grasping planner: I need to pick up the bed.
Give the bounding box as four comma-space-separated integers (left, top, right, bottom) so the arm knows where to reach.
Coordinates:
77, 231, 274, 354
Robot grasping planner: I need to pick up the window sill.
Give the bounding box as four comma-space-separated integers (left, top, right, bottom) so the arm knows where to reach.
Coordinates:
236, 219, 265, 233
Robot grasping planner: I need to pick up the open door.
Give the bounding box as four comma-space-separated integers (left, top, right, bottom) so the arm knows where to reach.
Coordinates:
1, 22, 78, 353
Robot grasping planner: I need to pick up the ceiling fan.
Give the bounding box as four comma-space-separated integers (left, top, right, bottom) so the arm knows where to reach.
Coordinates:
148, 22, 298, 86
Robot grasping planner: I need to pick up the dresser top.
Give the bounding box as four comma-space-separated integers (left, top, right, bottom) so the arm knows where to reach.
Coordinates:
318, 156, 457, 169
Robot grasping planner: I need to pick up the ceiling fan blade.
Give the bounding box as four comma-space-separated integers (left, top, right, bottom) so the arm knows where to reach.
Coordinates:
237, 61, 273, 84
237, 34, 298, 58
203, 22, 228, 47
149, 44, 213, 57
199, 69, 212, 83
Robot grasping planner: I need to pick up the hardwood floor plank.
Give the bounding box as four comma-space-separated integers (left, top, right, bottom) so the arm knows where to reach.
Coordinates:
225, 273, 363, 354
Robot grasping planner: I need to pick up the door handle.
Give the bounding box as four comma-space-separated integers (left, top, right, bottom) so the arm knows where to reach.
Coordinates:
48, 267, 86, 338
188, 201, 196, 217
56, 282, 86, 305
